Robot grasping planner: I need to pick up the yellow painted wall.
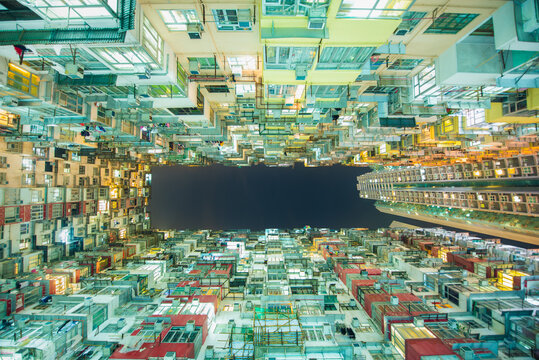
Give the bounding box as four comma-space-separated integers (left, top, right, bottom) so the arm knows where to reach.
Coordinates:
486, 102, 538, 124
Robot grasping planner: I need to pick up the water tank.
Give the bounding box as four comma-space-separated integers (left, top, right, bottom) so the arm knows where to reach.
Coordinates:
374, 282, 381, 290
117, 318, 126, 329
185, 320, 195, 332
351, 317, 360, 328
163, 352, 176, 360
349, 299, 356, 307
390, 296, 399, 306
205, 345, 214, 359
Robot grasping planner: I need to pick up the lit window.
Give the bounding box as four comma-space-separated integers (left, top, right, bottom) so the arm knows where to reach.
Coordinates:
30, 0, 117, 20
265, 46, 317, 70
462, 109, 486, 127
412, 65, 438, 100
317, 47, 374, 70
213, 9, 252, 31
96, 46, 158, 71
338, 0, 413, 19
142, 17, 164, 65
236, 83, 256, 97
22, 158, 34, 171
424, 13, 478, 35
228, 56, 257, 71
188, 57, 218, 70
159, 9, 200, 31
263, 0, 329, 16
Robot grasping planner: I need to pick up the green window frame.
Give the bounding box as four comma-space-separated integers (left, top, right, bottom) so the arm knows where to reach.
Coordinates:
317, 47, 374, 70
158, 9, 200, 31
188, 57, 219, 70
212, 9, 252, 31
424, 13, 478, 34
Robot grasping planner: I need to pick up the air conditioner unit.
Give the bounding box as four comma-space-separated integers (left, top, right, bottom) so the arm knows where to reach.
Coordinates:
189, 59, 200, 75
136, 85, 149, 98
308, 7, 327, 29
2, 96, 19, 107
237, 9, 251, 28
394, 22, 412, 36
64, 63, 84, 79
424, 96, 437, 107
187, 23, 202, 39
138, 66, 151, 80
295, 65, 308, 80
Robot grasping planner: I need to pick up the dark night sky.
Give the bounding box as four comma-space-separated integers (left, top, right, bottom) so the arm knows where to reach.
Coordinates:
149, 163, 534, 248
149, 163, 396, 230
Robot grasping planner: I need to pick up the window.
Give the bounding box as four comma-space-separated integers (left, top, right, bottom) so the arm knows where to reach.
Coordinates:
96, 46, 158, 71
20, 223, 30, 235
86, 189, 95, 200
44, 174, 53, 186
99, 188, 108, 198
213, 9, 252, 31
309, 85, 347, 99
236, 83, 255, 97
424, 13, 478, 35
43, 221, 51, 231
228, 56, 257, 72
78, 165, 85, 175
23, 174, 35, 186
188, 57, 218, 70
0, 173, 6, 184
394, 11, 427, 35
51, 204, 64, 218
7, 64, 40, 98
51, 188, 62, 202
22, 158, 34, 171
31, 205, 44, 221
462, 109, 486, 127
142, 17, 165, 65
29, 0, 116, 20
388, 58, 423, 70
317, 47, 374, 70
412, 65, 438, 100
41, 233, 51, 245
5, 207, 20, 223
159, 9, 200, 31
31, 190, 41, 203
338, 0, 413, 18
263, 0, 329, 16
265, 46, 317, 70
205, 85, 229, 93
64, 163, 70, 173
